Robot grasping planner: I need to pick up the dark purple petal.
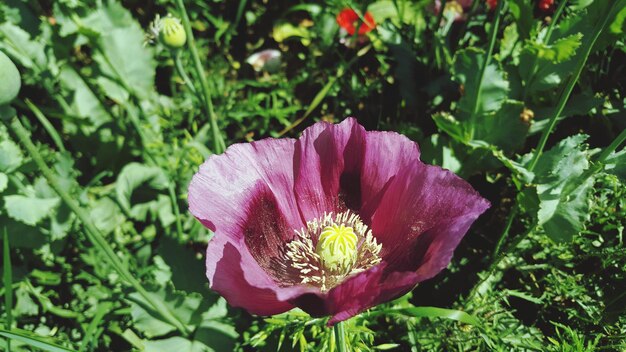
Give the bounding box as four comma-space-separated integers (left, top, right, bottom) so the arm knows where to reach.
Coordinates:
358, 130, 421, 220
206, 234, 295, 315
188, 138, 303, 242
369, 163, 489, 273
325, 265, 420, 325
293, 118, 366, 220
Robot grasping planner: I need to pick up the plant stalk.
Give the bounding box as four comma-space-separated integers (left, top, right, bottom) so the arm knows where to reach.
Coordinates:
334, 320, 348, 352
527, 1, 622, 171
3, 227, 12, 352
174, 0, 226, 154
6, 116, 191, 337
469, 0, 504, 138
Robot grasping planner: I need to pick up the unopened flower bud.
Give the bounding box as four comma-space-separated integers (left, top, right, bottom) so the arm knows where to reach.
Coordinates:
159, 17, 186, 49
0, 50, 21, 106
146, 15, 187, 49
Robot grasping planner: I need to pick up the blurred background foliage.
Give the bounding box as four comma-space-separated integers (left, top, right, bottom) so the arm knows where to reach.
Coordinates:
0, 0, 625, 350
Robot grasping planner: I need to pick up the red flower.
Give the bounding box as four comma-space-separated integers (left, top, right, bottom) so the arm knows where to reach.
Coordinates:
538, 0, 554, 11
336, 8, 376, 36
486, 0, 497, 11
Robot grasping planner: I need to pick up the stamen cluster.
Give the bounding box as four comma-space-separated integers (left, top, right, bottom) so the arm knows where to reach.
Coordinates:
285, 211, 382, 291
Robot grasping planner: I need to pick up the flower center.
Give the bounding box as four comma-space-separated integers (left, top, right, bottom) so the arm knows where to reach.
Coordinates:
285, 211, 382, 291
316, 224, 358, 272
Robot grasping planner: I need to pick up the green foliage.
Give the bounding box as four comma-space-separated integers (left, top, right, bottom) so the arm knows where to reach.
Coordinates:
1, 0, 625, 351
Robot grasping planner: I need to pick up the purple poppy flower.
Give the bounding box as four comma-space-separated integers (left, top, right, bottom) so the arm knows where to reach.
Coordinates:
188, 118, 489, 325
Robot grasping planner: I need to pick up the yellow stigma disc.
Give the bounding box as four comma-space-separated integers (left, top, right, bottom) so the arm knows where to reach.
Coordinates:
316, 224, 358, 272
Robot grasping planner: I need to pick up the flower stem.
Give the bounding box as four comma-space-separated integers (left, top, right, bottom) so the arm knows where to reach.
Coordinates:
174, 50, 197, 95
3, 227, 12, 352
596, 127, 626, 164
334, 321, 348, 352
469, 0, 504, 138
174, 0, 225, 154
6, 115, 191, 337
527, 1, 621, 171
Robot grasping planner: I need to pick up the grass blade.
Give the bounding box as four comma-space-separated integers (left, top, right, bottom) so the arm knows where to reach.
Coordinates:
3, 227, 13, 352
0, 328, 76, 352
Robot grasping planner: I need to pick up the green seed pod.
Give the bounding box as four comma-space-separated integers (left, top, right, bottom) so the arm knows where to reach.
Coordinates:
0, 50, 21, 106
159, 17, 187, 49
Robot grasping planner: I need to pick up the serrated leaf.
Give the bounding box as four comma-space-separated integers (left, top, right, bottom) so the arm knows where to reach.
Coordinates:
0, 139, 23, 173
524, 135, 593, 241
524, 34, 583, 63
4, 195, 60, 226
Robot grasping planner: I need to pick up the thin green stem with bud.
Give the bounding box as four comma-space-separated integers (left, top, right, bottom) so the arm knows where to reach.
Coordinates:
174, 0, 226, 154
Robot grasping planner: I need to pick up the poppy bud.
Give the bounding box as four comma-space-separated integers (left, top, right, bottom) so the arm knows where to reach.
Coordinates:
0, 50, 21, 106
146, 15, 187, 49
159, 16, 187, 49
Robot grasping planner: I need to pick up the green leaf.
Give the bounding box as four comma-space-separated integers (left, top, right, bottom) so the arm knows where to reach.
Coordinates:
89, 197, 125, 235
0, 139, 23, 173
604, 149, 626, 181
454, 48, 509, 117
473, 101, 529, 152
432, 112, 468, 143
4, 194, 60, 226
0, 23, 47, 71
94, 27, 155, 100
115, 162, 168, 216
392, 306, 483, 328
523, 34, 583, 63
0, 172, 8, 192
526, 135, 593, 241
509, 0, 534, 40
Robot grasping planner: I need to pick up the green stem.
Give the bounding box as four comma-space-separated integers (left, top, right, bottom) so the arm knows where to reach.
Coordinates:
435, 0, 447, 32
24, 99, 66, 153
174, 0, 225, 154
334, 320, 348, 352
491, 203, 518, 258
6, 116, 191, 337
522, 0, 568, 101
469, 0, 504, 138
596, 127, 626, 164
467, 221, 538, 301
174, 50, 197, 95
527, 1, 621, 171
3, 227, 12, 352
